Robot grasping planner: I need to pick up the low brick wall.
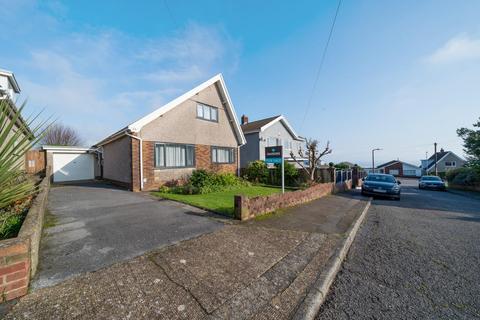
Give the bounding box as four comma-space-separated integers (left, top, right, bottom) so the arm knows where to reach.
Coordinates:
0, 167, 50, 301
234, 180, 353, 221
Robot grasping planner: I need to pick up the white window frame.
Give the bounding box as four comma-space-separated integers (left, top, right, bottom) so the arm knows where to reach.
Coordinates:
212, 146, 235, 164
445, 161, 456, 167
196, 103, 218, 122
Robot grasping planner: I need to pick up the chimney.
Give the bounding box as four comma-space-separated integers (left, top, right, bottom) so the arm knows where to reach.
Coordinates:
241, 114, 249, 125
440, 148, 444, 153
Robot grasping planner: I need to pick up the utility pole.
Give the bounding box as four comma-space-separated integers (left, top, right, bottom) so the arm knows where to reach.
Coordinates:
434, 142, 438, 176
372, 148, 381, 174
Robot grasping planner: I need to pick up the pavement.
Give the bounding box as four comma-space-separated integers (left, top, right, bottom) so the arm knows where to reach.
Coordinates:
316, 179, 480, 319
4, 191, 368, 319
32, 182, 222, 289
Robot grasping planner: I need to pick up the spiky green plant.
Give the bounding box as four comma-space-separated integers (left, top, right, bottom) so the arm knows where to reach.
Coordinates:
0, 98, 49, 211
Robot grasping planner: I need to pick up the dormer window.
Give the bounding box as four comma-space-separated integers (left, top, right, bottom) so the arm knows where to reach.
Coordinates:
197, 103, 218, 122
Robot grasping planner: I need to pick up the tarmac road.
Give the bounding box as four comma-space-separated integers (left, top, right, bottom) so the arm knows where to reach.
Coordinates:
316, 179, 480, 319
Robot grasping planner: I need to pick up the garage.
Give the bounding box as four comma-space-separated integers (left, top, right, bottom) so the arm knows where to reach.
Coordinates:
42, 146, 96, 183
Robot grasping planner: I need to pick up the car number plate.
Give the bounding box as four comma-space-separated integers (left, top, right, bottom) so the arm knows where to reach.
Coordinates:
373, 188, 386, 193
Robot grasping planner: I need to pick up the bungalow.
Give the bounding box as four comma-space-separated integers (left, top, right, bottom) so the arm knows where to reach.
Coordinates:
95, 74, 246, 191
421, 149, 466, 175
376, 160, 422, 177
239, 115, 306, 168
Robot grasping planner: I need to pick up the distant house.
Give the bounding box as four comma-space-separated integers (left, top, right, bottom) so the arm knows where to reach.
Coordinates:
95, 74, 246, 191
239, 115, 306, 168
0, 68, 34, 170
421, 149, 466, 175
375, 160, 422, 177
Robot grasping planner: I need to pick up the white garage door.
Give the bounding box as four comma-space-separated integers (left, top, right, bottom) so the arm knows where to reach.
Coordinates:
53, 153, 95, 182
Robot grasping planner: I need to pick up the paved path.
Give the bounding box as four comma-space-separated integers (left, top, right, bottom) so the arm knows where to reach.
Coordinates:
316, 179, 480, 319
33, 182, 222, 289
5, 190, 368, 319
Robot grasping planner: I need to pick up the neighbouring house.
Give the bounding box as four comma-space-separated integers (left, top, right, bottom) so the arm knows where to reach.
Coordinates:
375, 160, 422, 177
421, 149, 466, 175
0, 68, 34, 170
239, 115, 306, 168
94, 74, 246, 191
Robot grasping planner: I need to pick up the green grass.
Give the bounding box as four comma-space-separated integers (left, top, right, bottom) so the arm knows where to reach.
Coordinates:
152, 185, 283, 217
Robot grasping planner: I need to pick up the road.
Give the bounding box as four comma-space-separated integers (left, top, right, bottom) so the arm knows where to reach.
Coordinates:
316, 179, 480, 319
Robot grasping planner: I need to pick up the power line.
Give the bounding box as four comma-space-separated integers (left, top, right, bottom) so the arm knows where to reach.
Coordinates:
300, 0, 342, 130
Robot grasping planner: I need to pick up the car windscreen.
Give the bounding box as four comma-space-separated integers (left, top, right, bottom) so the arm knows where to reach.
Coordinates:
421, 176, 441, 181
366, 175, 396, 183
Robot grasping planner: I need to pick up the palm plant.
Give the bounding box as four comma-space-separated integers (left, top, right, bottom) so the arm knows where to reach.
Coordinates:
0, 98, 49, 212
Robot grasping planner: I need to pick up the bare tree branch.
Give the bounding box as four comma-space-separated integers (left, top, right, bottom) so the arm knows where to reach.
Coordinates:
41, 123, 83, 146
290, 138, 332, 182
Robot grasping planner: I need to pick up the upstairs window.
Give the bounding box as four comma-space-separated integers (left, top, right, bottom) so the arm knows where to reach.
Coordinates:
445, 161, 456, 167
197, 103, 218, 122
212, 147, 235, 164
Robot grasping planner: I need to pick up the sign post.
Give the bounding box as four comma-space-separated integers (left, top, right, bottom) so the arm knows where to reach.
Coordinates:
265, 146, 284, 194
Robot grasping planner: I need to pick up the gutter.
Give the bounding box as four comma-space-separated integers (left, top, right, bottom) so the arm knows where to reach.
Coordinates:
125, 133, 144, 191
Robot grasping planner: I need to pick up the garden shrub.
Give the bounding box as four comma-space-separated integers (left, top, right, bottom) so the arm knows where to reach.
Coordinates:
446, 167, 480, 186
244, 160, 269, 183
275, 161, 298, 186
161, 170, 249, 195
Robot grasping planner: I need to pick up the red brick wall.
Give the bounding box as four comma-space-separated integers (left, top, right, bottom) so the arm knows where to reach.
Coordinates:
234, 180, 355, 221
0, 239, 30, 301
384, 162, 403, 176
135, 143, 239, 191
131, 137, 141, 192
195, 144, 238, 174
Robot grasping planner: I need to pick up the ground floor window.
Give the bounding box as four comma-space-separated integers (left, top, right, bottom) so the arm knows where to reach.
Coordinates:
155, 143, 195, 168
212, 147, 235, 164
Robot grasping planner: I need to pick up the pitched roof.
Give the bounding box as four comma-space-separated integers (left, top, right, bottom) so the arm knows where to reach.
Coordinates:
426, 150, 460, 170
96, 74, 246, 146
376, 160, 399, 169
240, 115, 305, 141
240, 115, 280, 133
377, 160, 421, 169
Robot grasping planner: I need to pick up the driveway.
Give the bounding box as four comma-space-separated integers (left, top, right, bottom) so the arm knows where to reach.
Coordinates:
317, 178, 480, 319
32, 182, 222, 289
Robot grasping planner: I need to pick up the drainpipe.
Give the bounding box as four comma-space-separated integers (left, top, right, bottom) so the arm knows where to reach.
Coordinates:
125, 132, 143, 191
237, 146, 241, 177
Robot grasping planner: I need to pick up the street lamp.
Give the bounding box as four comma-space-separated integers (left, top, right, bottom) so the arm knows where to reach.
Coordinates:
372, 148, 382, 173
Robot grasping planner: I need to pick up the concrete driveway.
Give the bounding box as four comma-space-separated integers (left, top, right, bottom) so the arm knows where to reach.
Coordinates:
32, 182, 222, 289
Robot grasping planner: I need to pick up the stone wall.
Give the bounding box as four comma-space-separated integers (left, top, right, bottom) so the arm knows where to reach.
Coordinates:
0, 167, 50, 301
448, 184, 480, 192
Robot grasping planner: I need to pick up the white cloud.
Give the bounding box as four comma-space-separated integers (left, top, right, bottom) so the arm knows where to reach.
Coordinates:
426, 34, 480, 64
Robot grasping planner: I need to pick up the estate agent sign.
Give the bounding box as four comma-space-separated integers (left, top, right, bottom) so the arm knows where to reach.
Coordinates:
265, 146, 284, 193
265, 146, 283, 164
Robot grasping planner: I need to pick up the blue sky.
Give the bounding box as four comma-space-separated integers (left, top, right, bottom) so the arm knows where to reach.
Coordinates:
1, 0, 480, 166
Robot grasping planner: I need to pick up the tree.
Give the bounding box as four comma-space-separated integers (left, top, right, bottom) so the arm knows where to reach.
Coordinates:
457, 117, 480, 167
290, 139, 332, 182
41, 123, 83, 146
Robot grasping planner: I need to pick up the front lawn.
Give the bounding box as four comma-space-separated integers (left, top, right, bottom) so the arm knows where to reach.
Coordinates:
152, 185, 283, 217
